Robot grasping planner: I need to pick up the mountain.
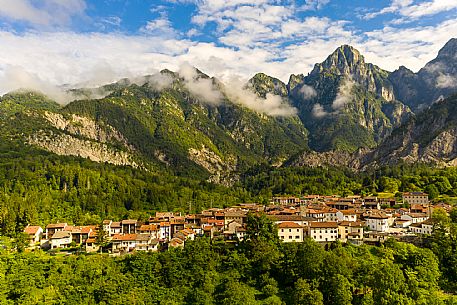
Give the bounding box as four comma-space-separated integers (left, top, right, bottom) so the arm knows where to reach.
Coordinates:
2, 39, 457, 180
389, 38, 457, 111
0, 70, 308, 185
289, 45, 412, 152
365, 93, 457, 167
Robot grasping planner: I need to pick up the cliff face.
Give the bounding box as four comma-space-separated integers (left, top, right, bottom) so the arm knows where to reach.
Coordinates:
365, 94, 457, 167
289, 45, 412, 152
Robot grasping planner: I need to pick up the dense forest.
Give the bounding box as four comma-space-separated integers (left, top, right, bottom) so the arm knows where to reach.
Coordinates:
1, 214, 457, 304
1, 137, 457, 237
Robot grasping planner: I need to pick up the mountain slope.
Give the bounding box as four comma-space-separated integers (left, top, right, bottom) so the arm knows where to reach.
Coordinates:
389, 38, 457, 111
289, 45, 412, 152
365, 94, 457, 167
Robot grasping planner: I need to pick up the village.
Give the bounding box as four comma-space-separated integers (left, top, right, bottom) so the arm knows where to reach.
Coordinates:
23, 191, 451, 255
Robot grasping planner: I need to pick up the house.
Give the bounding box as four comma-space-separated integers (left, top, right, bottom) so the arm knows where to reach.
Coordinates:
121, 219, 137, 234
110, 222, 122, 236
169, 237, 185, 248
170, 218, 185, 238
138, 224, 159, 238
102, 220, 112, 233
85, 232, 99, 253
50, 231, 72, 249
277, 222, 305, 242
401, 213, 429, 224
267, 215, 315, 227
111, 234, 137, 252
338, 221, 364, 243
272, 196, 300, 205
410, 219, 434, 235
365, 213, 389, 232
308, 222, 338, 242
135, 235, 159, 251
24, 226, 43, 246
306, 207, 338, 222
224, 210, 246, 229
69, 226, 94, 244
403, 192, 429, 205
364, 197, 380, 210
159, 222, 171, 240
336, 209, 358, 222
45, 223, 68, 239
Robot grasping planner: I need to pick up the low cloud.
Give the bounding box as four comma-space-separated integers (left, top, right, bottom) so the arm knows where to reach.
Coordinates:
312, 103, 328, 118
178, 62, 223, 104
332, 78, 354, 110
0, 66, 76, 103
223, 77, 297, 117
299, 84, 317, 99
436, 74, 457, 88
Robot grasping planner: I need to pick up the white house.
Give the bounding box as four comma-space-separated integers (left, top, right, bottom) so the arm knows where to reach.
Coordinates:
410, 219, 434, 235
50, 231, 72, 249
336, 210, 358, 222
111, 234, 137, 252
365, 214, 389, 232
403, 192, 429, 205
308, 222, 338, 242
24, 226, 43, 246
401, 213, 429, 224
278, 222, 305, 242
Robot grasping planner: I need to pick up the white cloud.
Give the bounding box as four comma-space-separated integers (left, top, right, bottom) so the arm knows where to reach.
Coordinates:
364, 0, 457, 21
178, 62, 223, 104
436, 74, 457, 88
223, 76, 297, 116
332, 78, 354, 110
312, 103, 328, 118
141, 13, 178, 38
0, 0, 86, 27
299, 84, 317, 99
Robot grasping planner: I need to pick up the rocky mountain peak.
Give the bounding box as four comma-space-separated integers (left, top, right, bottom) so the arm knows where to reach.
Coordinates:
311, 45, 365, 76
247, 72, 288, 98
437, 38, 457, 58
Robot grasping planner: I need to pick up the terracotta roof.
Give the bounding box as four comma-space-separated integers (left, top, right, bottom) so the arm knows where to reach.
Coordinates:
46, 223, 67, 229
86, 238, 96, 243
51, 231, 71, 239
24, 226, 41, 235
121, 219, 137, 225
102, 220, 112, 225
338, 221, 364, 227
139, 224, 158, 231
338, 209, 357, 215
403, 192, 428, 196
278, 222, 304, 229
268, 215, 307, 221
135, 234, 151, 241
309, 222, 338, 228
111, 221, 121, 228
112, 234, 137, 241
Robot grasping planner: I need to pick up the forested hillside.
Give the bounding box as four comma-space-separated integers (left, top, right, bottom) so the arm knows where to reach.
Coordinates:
2, 214, 457, 304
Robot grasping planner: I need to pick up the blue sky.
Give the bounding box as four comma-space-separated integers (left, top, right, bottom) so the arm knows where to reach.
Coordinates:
0, 0, 456, 96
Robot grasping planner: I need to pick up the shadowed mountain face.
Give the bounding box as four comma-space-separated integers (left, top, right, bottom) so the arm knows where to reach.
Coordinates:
389, 38, 457, 112
1, 38, 457, 179
288, 45, 412, 152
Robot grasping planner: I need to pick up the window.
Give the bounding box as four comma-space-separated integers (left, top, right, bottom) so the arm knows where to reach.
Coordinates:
295, 236, 299, 239
289, 229, 291, 232
296, 229, 299, 232
289, 236, 292, 239
281, 229, 284, 232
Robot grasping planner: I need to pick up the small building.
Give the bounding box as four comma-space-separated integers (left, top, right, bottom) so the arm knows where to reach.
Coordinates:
24, 226, 43, 246
110, 222, 122, 236
50, 231, 72, 249
336, 210, 358, 222
403, 192, 429, 205
410, 219, 434, 235
401, 213, 429, 224
121, 219, 137, 234
338, 221, 364, 243
45, 223, 68, 239
308, 222, 338, 242
112, 234, 137, 252
135, 235, 159, 251
277, 222, 305, 242
365, 213, 389, 232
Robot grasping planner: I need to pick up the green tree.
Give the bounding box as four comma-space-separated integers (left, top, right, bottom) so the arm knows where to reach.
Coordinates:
293, 278, 323, 305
